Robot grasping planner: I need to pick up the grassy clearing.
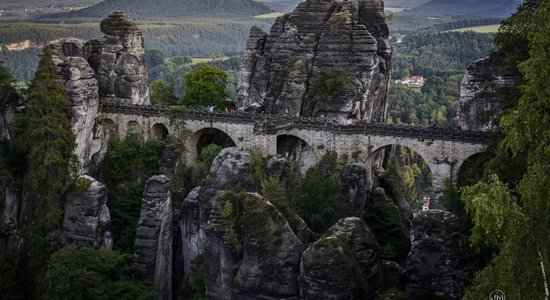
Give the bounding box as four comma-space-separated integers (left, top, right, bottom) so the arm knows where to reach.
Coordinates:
385, 7, 405, 13
254, 12, 284, 19
449, 24, 500, 33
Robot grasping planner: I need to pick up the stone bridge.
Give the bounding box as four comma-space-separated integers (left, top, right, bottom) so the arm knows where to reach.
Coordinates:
98, 102, 491, 196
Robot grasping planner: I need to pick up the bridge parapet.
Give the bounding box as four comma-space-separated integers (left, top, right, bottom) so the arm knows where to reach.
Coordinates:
99, 102, 494, 144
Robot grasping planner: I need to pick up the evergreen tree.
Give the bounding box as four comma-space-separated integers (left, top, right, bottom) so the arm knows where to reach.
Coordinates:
25, 48, 78, 228
150, 79, 179, 106
183, 64, 228, 109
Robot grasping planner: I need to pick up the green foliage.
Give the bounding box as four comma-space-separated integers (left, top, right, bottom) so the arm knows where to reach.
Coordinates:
0, 249, 23, 300
290, 152, 347, 233
388, 75, 461, 126
150, 79, 179, 106
392, 31, 496, 78
44, 245, 155, 300
260, 176, 287, 209
462, 2, 550, 298
192, 143, 222, 183
101, 134, 163, 253
183, 64, 228, 108
25, 48, 78, 228
306, 70, 351, 105
379, 158, 408, 202
180, 254, 205, 299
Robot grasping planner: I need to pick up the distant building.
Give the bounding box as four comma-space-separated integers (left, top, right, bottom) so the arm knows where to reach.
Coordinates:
395, 76, 425, 88
422, 195, 431, 211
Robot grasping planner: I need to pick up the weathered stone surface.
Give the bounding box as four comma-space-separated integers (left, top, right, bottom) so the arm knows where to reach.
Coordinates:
93, 11, 150, 105
100, 11, 139, 37
48, 46, 100, 174
300, 217, 383, 299
0, 71, 19, 141
404, 210, 470, 300
206, 192, 304, 299
181, 147, 261, 276
238, 0, 392, 122
381, 260, 405, 290
341, 164, 369, 217
458, 56, 518, 131
134, 175, 172, 300
61, 175, 112, 249
48, 37, 92, 60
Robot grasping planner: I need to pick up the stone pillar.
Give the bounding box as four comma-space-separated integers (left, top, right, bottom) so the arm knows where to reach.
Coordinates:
134, 175, 172, 300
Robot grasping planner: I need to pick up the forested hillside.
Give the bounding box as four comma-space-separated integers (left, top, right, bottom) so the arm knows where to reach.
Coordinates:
0, 19, 270, 81
39, 0, 273, 21
405, 0, 521, 17
387, 31, 495, 126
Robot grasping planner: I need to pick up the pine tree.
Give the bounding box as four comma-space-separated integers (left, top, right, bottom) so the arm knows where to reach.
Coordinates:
25, 48, 78, 228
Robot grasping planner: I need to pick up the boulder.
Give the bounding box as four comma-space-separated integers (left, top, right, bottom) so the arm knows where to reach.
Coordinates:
404, 210, 470, 300
134, 175, 172, 300
300, 217, 383, 299
206, 191, 304, 299
61, 175, 112, 249
381, 260, 405, 290
238, 0, 392, 122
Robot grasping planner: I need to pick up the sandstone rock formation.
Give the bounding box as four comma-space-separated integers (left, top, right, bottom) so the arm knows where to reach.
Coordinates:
206, 192, 304, 299
47, 11, 151, 173
61, 175, 112, 249
49, 40, 100, 174
134, 175, 173, 300
0, 78, 18, 141
404, 210, 470, 300
91, 11, 150, 105
238, 0, 392, 121
300, 217, 383, 299
458, 56, 517, 131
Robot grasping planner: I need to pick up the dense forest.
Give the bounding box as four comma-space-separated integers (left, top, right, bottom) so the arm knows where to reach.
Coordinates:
38, 0, 273, 21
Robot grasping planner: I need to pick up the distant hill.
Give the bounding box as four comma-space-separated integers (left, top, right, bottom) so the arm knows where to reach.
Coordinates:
0, 0, 102, 9
259, 0, 301, 12
39, 0, 273, 20
404, 0, 522, 17
384, 0, 431, 9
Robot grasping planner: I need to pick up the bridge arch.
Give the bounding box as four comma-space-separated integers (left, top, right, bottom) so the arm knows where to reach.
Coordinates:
364, 143, 433, 200
126, 120, 143, 139
102, 118, 118, 139
276, 134, 318, 173
185, 127, 237, 165
151, 123, 169, 140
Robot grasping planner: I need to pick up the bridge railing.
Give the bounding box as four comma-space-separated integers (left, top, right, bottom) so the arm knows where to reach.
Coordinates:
99, 102, 493, 143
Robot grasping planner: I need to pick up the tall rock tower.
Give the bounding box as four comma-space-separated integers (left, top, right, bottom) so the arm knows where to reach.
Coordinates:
238, 0, 392, 122
90, 11, 150, 105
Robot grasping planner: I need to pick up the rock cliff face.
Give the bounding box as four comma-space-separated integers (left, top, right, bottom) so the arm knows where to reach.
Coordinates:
458, 56, 517, 131
238, 0, 392, 121
404, 210, 470, 300
49, 39, 100, 174
300, 217, 383, 299
134, 175, 173, 300
62, 175, 112, 249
